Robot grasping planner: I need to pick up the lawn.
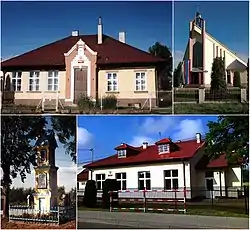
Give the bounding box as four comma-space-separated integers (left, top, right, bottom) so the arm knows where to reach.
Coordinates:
78, 198, 249, 218
174, 102, 249, 114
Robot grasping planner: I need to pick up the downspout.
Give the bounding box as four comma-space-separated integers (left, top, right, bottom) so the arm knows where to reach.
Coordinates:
182, 160, 187, 198
219, 171, 222, 197
202, 19, 206, 85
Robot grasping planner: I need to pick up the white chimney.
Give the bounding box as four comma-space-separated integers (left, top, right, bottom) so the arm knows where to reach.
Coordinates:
119, 32, 126, 43
72, 30, 79, 36
98, 17, 103, 45
142, 142, 148, 149
196, 133, 201, 143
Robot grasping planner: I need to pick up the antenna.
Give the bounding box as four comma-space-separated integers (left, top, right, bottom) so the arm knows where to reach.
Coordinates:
159, 132, 162, 138
196, 4, 200, 13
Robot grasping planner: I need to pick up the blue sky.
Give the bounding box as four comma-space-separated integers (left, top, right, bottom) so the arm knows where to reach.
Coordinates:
77, 115, 218, 164
4, 116, 76, 192
1, 1, 172, 60
174, 1, 249, 65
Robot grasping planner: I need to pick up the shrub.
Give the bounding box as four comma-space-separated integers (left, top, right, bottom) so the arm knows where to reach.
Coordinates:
102, 179, 119, 208
233, 71, 241, 87
210, 57, 227, 92
83, 180, 97, 208
101, 95, 117, 109
77, 94, 95, 110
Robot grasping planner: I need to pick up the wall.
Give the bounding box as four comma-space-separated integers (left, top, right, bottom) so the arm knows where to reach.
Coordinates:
98, 67, 157, 107
226, 166, 242, 187
91, 161, 192, 199
5, 71, 66, 103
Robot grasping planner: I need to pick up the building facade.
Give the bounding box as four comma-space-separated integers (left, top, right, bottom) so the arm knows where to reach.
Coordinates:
1, 18, 166, 108
80, 134, 242, 200
182, 12, 248, 87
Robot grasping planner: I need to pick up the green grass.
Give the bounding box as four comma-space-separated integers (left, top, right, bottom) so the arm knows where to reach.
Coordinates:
78, 201, 249, 218
174, 102, 249, 114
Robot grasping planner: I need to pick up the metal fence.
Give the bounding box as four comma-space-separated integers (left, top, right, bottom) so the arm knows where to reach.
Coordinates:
9, 205, 76, 224
174, 87, 245, 104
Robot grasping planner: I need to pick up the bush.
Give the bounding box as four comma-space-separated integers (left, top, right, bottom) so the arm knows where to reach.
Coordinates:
233, 71, 241, 87
101, 95, 117, 109
77, 94, 95, 110
83, 180, 97, 208
102, 179, 119, 208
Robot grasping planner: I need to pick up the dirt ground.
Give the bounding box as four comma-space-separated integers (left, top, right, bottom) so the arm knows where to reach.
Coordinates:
1, 218, 76, 229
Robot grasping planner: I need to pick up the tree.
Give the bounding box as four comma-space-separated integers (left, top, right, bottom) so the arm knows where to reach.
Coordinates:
51, 116, 76, 163
1, 116, 47, 217
83, 180, 97, 208
149, 42, 172, 90
173, 62, 183, 87
205, 116, 249, 165
233, 71, 241, 87
210, 57, 227, 91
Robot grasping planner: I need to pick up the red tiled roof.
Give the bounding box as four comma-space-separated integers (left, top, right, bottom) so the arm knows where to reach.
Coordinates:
77, 169, 89, 181
115, 143, 140, 151
206, 154, 228, 168
86, 139, 205, 169
155, 138, 171, 145
1, 35, 166, 69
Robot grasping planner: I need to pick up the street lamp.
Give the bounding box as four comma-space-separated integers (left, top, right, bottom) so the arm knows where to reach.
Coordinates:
80, 148, 94, 180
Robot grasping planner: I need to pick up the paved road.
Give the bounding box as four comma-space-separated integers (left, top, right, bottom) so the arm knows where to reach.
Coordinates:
78, 210, 249, 229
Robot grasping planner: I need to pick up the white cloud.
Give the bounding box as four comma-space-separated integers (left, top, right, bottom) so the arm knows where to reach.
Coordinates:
139, 116, 174, 135
174, 50, 184, 68
173, 119, 205, 141
129, 136, 155, 147
77, 127, 93, 148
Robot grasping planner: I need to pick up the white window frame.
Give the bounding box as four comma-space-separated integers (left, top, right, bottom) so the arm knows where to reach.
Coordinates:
96, 173, 106, 190
135, 72, 147, 91
48, 70, 59, 91
29, 71, 40, 91
115, 172, 127, 190
158, 144, 170, 154
117, 149, 126, 158
107, 72, 118, 92
164, 169, 178, 190
12, 72, 22, 91
138, 171, 151, 190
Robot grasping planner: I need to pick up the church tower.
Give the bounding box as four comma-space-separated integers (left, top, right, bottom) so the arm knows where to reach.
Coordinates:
33, 129, 59, 212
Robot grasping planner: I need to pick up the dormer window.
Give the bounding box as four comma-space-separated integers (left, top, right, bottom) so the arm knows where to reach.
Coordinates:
117, 149, 126, 158
158, 144, 170, 154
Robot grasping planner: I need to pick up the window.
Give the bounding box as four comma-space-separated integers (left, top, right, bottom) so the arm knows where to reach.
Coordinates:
48, 71, 59, 91
205, 171, 213, 178
96, 174, 106, 190
115, 172, 127, 190
107, 73, 118, 91
29, 71, 40, 91
117, 149, 126, 158
12, 72, 22, 91
138, 171, 151, 190
226, 70, 231, 84
164, 170, 178, 190
158, 144, 170, 154
135, 72, 146, 91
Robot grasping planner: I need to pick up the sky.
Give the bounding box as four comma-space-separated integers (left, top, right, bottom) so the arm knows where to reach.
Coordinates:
174, 1, 249, 66
77, 115, 219, 165
1, 116, 77, 192
1, 1, 172, 60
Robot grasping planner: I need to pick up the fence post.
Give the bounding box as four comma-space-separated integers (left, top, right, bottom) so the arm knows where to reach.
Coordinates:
241, 88, 247, 103
198, 87, 205, 104
174, 189, 177, 210
183, 187, 187, 214
143, 188, 146, 213
244, 185, 248, 215
57, 206, 60, 225
100, 93, 103, 111
149, 93, 152, 111
109, 191, 112, 212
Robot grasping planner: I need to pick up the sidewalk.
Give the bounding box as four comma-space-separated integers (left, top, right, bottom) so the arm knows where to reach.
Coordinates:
78, 210, 249, 229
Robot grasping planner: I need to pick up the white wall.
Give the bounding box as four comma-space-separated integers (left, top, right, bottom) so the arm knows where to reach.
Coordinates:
91, 162, 192, 199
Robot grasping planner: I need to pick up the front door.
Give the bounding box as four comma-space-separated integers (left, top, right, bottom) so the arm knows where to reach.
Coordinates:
206, 178, 214, 199
74, 68, 88, 104
39, 198, 46, 211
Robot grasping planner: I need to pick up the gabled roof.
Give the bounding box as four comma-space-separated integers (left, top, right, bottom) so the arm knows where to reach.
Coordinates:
77, 168, 89, 181
85, 139, 205, 169
1, 34, 165, 69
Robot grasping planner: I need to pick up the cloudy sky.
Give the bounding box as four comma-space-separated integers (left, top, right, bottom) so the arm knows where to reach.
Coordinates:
2, 117, 77, 192
77, 115, 219, 164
